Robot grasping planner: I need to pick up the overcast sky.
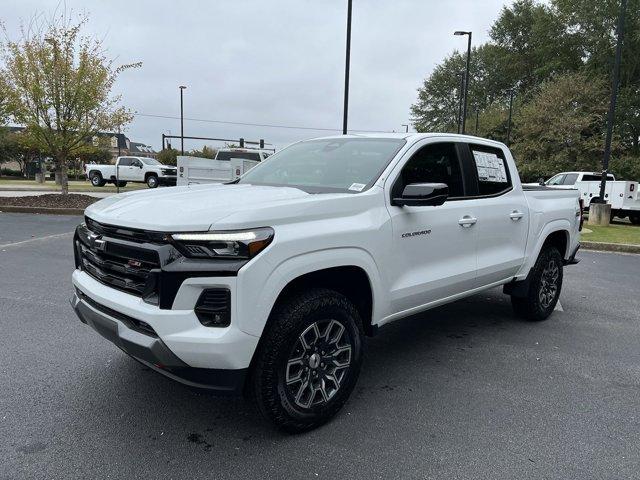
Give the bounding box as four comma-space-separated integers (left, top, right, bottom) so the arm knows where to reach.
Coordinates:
3, 0, 508, 151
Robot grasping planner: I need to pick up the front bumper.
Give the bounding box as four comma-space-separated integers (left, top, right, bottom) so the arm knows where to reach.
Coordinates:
158, 176, 177, 186
72, 270, 259, 393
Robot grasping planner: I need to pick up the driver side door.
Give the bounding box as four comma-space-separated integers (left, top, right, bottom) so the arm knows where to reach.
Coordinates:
384, 140, 478, 316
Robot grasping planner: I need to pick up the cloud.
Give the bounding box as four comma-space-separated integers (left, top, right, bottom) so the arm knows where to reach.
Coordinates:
3, 0, 506, 150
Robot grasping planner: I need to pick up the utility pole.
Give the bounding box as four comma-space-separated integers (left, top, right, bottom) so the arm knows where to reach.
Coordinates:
597, 0, 627, 206
506, 89, 515, 146
342, 0, 353, 135
457, 71, 465, 134
179, 86, 187, 154
475, 107, 479, 135
454, 31, 472, 133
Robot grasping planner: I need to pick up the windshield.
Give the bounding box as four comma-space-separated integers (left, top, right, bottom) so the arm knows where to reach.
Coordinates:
238, 138, 406, 193
141, 158, 162, 165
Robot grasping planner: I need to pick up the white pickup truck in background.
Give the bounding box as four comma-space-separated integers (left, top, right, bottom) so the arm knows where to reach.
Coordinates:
176, 148, 272, 186
72, 133, 581, 432
542, 171, 640, 223
85, 156, 177, 189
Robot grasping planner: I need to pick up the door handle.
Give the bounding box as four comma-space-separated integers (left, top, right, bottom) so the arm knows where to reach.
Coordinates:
509, 211, 525, 221
458, 215, 477, 227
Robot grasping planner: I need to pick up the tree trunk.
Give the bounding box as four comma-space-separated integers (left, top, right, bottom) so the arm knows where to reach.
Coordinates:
59, 156, 69, 195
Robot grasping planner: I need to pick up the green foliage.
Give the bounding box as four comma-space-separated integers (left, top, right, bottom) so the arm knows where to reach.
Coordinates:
157, 148, 178, 166
609, 155, 640, 181
187, 145, 218, 159
411, 0, 640, 179
0, 13, 141, 193
511, 72, 610, 180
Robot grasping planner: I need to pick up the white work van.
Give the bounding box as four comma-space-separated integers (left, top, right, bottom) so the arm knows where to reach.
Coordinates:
544, 172, 640, 223
176, 148, 271, 186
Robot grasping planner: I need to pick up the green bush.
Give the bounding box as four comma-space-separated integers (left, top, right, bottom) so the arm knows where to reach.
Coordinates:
0, 168, 23, 177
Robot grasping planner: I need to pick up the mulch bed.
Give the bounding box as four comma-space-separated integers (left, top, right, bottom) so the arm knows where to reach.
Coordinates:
0, 194, 98, 209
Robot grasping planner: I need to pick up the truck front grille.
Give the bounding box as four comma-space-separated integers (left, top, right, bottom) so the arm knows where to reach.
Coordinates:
76, 221, 161, 299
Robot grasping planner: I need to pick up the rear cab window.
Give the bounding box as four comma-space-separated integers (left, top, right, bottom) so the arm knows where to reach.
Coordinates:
466, 144, 512, 196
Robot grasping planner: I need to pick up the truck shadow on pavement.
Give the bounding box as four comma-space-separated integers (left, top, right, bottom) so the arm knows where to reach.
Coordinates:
74, 287, 549, 447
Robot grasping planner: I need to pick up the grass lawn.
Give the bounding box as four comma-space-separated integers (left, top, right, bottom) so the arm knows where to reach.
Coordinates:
582, 222, 640, 245
0, 178, 146, 193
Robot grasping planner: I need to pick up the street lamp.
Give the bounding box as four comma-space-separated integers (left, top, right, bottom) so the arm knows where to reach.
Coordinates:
343, 0, 353, 135
402, 124, 409, 133
179, 86, 187, 154
457, 71, 465, 134
506, 89, 515, 146
454, 30, 472, 134
597, 0, 627, 209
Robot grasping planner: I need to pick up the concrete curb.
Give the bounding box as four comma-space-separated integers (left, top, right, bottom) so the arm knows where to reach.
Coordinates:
0, 205, 84, 216
581, 241, 640, 254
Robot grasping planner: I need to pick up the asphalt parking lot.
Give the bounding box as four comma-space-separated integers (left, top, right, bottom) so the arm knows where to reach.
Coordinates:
1, 212, 639, 479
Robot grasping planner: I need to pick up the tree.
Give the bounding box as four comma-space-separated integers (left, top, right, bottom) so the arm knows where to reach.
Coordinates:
188, 145, 218, 159
511, 72, 610, 181
157, 148, 178, 166
1, 13, 140, 193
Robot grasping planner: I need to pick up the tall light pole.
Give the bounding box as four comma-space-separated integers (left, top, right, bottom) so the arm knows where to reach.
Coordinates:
597, 0, 627, 205
454, 31, 472, 134
475, 107, 480, 135
179, 86, 187, 154
457, 71, 465, 134
342, 0, 353, 135
506, 89, 515, 146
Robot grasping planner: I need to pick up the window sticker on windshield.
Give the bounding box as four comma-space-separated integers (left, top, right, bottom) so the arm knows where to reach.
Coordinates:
348, 183, 366, 192
473, 151, 507, 183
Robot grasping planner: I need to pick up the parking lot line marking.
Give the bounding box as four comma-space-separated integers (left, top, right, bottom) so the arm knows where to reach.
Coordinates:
554, 301, 564, 312
0, 231, 74, 249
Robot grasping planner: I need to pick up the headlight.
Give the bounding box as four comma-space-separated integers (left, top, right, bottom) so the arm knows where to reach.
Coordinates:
169, 227, 274, 259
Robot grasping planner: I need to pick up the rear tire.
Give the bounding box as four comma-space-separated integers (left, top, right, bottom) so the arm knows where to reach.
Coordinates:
249, 288, 364, 433
511, 246, 563, 321
90, 172, 106, 187
146, 174, 158, 188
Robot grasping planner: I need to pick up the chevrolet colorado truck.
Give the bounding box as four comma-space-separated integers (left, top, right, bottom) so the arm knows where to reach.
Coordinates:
71, 133, 581, 432
85, 156, 177, 188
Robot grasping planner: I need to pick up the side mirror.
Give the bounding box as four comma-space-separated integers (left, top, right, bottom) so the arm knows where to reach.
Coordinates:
538, 177, 545, 186
392, 183, 448, 207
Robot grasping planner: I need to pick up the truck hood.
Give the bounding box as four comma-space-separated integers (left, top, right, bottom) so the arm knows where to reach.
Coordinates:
84, 184, 330, 231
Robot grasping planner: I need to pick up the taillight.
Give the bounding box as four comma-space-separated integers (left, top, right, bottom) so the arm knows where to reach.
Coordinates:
578, 199, 584, 231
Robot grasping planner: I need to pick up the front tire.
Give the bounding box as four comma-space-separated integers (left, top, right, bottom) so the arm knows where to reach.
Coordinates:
250, 288, 364, 433
90, 173, 106, 187
146, 174, 158, 188
511, 246, 563, 321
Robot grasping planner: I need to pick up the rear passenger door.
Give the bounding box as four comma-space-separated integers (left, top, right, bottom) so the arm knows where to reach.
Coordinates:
461, 143, 528, 286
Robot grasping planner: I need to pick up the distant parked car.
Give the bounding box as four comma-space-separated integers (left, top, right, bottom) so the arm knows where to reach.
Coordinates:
85, 156, 177, 188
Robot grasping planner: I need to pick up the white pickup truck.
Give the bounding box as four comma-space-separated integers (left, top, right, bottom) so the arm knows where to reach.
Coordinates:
71, 133, 581, 432
542, 171, 640, 223
85, 156, 177, 189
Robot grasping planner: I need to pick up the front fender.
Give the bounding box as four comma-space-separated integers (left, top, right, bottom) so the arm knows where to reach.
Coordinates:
235, 247, 385, 337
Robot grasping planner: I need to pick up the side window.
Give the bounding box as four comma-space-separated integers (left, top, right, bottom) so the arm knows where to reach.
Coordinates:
469, 145, 512, 196
547, 174, 566, 186
119, 158, 132, 166
131, 159, 142, 167
393, 142, 465, 198
562, 173, 578, 185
